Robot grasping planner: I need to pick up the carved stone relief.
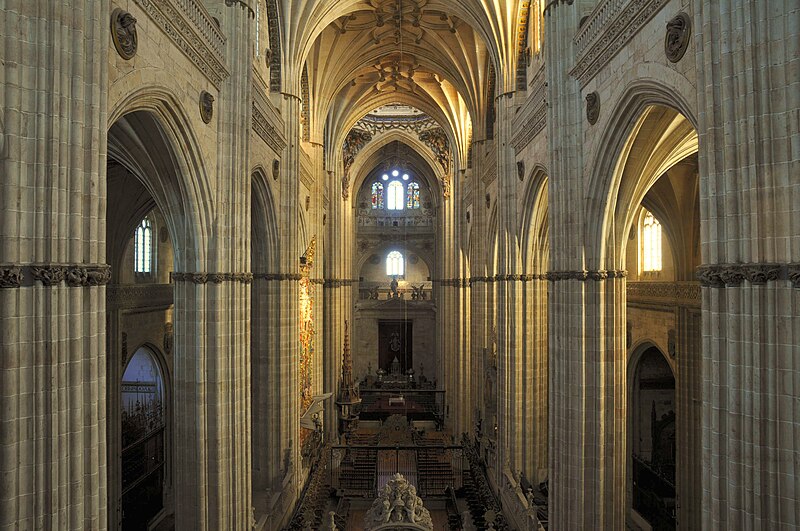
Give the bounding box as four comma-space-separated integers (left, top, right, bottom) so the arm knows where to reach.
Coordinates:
272, 159, 280, 180
665, 12, 691, 63
199, 91, 215, 124
111, 8, 138, 60
517, 161, 525, 181
586, 91, 600, 125
668, 329, 676, 358
0, 267, 23, 288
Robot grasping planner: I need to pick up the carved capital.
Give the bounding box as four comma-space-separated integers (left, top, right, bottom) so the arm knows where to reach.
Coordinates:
587, 270, 608, 281
743, 264, 782, 285
65, 265, 112, 287
719, 265, 746, 287
696, 265, 724, 288
0, 267, 23, 288
31, 266, 66, 286
788, 264, 800, 289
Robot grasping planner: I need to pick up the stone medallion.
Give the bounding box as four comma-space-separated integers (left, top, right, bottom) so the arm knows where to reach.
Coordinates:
665, 12, 691, 63
111, 8, 138, 60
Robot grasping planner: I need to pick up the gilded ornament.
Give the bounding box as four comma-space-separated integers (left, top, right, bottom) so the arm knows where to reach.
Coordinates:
111, 8, 138, 60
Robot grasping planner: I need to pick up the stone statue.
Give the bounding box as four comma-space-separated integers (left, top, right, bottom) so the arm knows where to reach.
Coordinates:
411, 284, 425, 300
364, 473, 433, 530
390, 275, 399, 298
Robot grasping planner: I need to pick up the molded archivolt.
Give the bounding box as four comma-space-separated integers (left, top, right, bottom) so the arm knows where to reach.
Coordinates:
251, 166, 280, 271
519, 163, 549, 275
584, 79, 699, 271
108, 90, 212, 271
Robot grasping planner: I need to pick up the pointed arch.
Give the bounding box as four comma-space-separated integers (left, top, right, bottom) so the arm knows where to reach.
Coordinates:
584, 76, 698, 271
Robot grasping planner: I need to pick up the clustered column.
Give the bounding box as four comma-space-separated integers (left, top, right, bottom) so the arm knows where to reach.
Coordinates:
545, 1, 626, 528
695, 1, 800, 528
0, 2, 109, 528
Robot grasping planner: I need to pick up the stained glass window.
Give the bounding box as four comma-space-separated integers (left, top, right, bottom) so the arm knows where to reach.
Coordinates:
134, 216, 153, 274
641, 210, 662, 272
387, 251, 404, 276
371, 182, 384, 209
406, 182, 420, 209
387, 181, 404, 210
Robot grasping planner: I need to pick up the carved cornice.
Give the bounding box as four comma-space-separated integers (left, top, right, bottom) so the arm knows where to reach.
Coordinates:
513, 66, 547, 153
546, 269, 627, 281
133, 0, 229, 89
107, 284, 174, 309
697, 263, 793, 288
171, 272, 254, 284
570, 0, 670, 87
253, 103, 287, 153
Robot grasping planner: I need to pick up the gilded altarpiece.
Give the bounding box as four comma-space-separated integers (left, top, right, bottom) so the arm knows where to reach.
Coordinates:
299, 238, 316, 444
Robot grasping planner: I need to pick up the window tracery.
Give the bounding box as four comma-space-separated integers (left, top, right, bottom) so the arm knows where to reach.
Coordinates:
134, 216, 153, 274
387, 251, 404, 277
387, 181, 404, 210
641, 210, 662, 273
406, 182, 420, 209
371, 182, 385, 209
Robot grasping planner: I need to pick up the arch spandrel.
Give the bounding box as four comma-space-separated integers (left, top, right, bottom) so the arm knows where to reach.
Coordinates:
583, 78, 699, 272
348, 132, 446, 203
518, 163, 549, 275
107, 91, 212, 271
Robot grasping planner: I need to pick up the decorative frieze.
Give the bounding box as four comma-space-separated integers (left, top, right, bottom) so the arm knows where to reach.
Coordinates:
323, 279, 358, 288
171, 272, 254, 284
133, 0, 229, 89
65, 265, 113, 287
626, 281, 701, 306
1, 264, 111, 287
31, 266, 66, 287
252, 103, 287, 153
107, 284, 174, 309
570, 0, 670, 87
253, 273, 304, 282
546, 269, 627, 281
697, 263, 793, 288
